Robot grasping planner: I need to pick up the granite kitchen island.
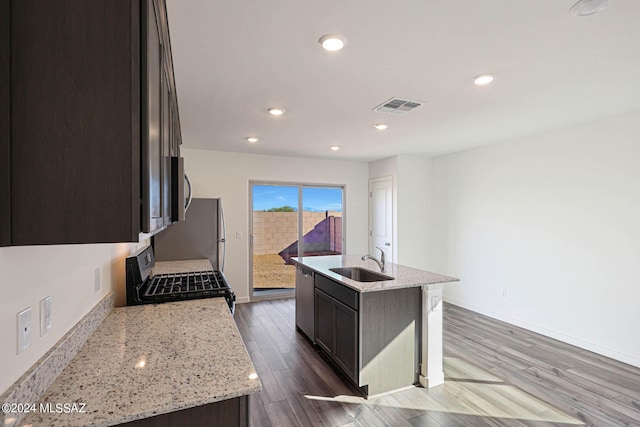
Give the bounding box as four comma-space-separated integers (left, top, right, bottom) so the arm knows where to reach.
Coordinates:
292, 255, 458, 396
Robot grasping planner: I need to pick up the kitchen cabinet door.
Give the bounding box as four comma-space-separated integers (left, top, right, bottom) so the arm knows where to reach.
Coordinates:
141, 0, 164, 234
2, 0, 181, 246
170, 98, 180, 157
161, 62, 172, 226
314, 286, 359, 383
314, 289, 335, 357
0, 0, 9, 246
7, 0, 140, 245
117, 395, 249, 426
333, 299, 358, 382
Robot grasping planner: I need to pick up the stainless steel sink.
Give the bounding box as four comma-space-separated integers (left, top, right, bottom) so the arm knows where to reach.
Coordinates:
329, 267, 395, 282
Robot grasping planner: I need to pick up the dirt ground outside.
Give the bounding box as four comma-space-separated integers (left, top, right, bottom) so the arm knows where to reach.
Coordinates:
253, 253, 296, 289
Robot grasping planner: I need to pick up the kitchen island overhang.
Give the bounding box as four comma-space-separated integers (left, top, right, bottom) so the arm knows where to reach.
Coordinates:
292, 255, 459, 396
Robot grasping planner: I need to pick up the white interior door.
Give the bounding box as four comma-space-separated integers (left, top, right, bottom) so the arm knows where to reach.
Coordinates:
369, 177, 393, 262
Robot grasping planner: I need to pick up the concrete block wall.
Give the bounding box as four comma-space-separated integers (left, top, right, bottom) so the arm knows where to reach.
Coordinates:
253, 211, 342, 255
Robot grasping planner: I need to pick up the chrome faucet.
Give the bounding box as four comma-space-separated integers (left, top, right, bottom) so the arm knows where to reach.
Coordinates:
362, 247, 385, 272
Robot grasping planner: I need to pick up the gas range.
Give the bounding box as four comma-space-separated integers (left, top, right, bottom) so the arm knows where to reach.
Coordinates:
125, 246, 235, 313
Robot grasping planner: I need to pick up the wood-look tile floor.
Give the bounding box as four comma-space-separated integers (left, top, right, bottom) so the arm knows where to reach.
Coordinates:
234, 299, 640, 427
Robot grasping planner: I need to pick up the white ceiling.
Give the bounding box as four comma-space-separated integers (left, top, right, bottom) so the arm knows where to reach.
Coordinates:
166, 0, 640, 162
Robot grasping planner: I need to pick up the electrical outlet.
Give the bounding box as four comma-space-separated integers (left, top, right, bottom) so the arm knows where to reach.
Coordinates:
40, 297, 52, 337
501, 289, 508, 298
431, 296, 442, 311
17, 307, 32, 354
94, 268, 101, 292
236, 231, 242, 239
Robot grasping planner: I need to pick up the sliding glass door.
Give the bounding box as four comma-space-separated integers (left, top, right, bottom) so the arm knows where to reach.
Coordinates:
251, 184, 299, 297
301, 187, 343, 258
250, 182, 344, 300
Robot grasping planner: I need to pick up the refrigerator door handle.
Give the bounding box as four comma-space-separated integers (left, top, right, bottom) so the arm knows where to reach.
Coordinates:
219, 241, 226, 272
184, 172, 193, 212
219, 200, 226, 272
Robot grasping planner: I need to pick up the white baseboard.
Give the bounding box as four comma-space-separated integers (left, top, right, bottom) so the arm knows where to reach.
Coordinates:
444, 297, 640, 369
235, 296, 250, 304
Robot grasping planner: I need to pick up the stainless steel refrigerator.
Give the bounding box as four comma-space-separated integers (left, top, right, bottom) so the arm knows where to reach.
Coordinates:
153, 198, 226, 271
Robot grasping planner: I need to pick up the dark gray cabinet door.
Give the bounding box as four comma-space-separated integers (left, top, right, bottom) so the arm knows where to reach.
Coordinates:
118, 395, 249, 426
169, 86, 181, 157
0, 0, 9, 246
333, 299, 358, 382
7, 0, 140, 245
315, 286, 359, 384
141, 0, 163, 233
1, 0, 183, 246
161, 62, 172, 226
314, 289, 335, 356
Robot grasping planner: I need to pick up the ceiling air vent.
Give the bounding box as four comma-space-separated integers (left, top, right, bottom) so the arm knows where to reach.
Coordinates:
373, 97, 424, 115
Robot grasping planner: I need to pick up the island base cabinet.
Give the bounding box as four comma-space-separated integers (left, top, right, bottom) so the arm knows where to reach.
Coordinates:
359, 288, 421, 396
118, 395, 249, 427
314, 288, 358, 383
314, 275, 422, 397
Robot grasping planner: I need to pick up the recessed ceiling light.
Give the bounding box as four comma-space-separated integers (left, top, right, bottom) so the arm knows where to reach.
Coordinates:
570, 0, 608, 16
473, 74, 494, 85
268, 107, 285, 116
246, 137, 259, 143
374, 124, 388, 130
330, 146, 340, 151
318, 34, 347, 52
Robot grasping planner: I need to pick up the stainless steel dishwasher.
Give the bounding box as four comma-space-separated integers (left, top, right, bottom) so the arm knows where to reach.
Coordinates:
295, 264, 315, 341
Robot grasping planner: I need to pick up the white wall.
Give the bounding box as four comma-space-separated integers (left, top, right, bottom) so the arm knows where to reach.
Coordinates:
0, 242, 139, 394
369, 155, 433, 269
431, 110, 640, 367
182, 149, 370, 302
397, 155, 432, 270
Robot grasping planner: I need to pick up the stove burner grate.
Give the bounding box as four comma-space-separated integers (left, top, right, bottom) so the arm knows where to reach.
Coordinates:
143, 270, 229, 300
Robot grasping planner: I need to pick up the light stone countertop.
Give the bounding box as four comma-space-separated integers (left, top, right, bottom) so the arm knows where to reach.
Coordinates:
19, 298, 261, 427
292, 255, 459, 292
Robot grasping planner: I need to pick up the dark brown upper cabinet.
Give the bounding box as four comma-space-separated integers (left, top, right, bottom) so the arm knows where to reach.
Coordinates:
1, 0, 182, 246
0, 0, 10, 246
141, 0, 163, 234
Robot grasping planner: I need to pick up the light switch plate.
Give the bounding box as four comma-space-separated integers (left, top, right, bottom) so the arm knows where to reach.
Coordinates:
17, 307, 32, 354
40, 297, 52, 337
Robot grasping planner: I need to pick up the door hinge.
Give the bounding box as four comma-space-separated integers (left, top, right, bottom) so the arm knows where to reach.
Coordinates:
369, 191, 372, 197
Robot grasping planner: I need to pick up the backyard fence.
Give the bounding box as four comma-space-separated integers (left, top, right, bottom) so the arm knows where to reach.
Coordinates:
252, 211, 342, 256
